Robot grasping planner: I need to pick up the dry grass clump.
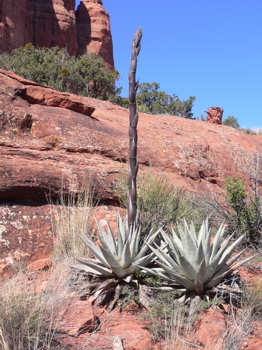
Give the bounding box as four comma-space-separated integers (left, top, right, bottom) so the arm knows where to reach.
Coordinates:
0, 182, 99, 350
221, 282, 262, 350
51, 185, 96, 262
140, 291, 199, 348
0, 264, 87, 350
0, 272, 53, 350
161, 304, 197, 349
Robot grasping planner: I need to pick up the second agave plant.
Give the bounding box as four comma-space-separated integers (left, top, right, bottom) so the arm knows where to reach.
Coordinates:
142, 219, 255, 295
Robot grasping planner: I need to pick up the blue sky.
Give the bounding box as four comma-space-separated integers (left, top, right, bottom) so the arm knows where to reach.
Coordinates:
76, 1, 262, 128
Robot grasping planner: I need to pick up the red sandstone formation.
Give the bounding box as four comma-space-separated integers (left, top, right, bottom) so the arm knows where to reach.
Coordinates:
1, 69, 262, 275
0, 0, 78, 55
76, 0, 114, 69
0, 0, 114, 68
205, 107, 224, 124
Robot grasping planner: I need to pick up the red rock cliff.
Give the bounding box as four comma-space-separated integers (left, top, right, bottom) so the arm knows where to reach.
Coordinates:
76, 0, 114, 68
0, 0, 114, 68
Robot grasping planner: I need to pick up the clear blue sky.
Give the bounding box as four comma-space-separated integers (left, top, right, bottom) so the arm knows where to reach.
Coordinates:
76, 0, 262, 128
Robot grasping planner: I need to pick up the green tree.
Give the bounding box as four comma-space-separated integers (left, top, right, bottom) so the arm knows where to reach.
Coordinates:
223, 116, 240, 129
136, 82, 196, 118
0, 44, 121, 100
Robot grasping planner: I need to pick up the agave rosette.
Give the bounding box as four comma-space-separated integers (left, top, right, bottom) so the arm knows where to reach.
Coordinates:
142, 219, 255, 294
73, 214, 160, 280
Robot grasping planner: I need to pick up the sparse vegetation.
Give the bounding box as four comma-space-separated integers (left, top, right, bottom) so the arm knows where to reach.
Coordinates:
239, 127, 262, 135
222, 116, 262, 135
140, 291, 212, 346
0, 273, 50, 350
244, 281, 262, 321
0, 266, 73, 350
116, 169, 214, 232
140, 291, 192, 343
217, 282, 262, 350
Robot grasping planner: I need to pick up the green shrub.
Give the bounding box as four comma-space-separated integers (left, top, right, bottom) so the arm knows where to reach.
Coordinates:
116, 170, 213, 232
136, 82, 196, 118
223, 116, 240, 129
223, 177, 262, 244
0, 45, 121, 100
0, 273, 53, 350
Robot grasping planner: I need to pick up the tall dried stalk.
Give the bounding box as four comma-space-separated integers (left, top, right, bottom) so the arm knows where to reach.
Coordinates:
128, 27, 142, 233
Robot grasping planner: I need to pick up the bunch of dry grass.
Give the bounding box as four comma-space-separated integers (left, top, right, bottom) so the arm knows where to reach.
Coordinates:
0, 272, 54, 350
51, 185, 96, 262
220, 282, 262, 350
140, 291, 198, 348
0, 264, 89, 350
161, 304, 197, 350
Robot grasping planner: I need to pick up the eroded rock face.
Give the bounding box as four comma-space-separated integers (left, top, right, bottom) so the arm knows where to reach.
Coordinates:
0, 0, 114, 68
0, 0, 28, 53
76, 0, 114, 68
0, 204, 54, 279
0, 0, 78, 55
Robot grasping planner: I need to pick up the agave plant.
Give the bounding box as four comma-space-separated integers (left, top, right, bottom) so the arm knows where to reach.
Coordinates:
74, 214, 159, 278
72, 214, 160, 305
142, 219, 255, 295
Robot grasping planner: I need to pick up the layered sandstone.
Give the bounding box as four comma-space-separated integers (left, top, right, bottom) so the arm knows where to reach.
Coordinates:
1, 69, 262, 275
0, 0, 114, 68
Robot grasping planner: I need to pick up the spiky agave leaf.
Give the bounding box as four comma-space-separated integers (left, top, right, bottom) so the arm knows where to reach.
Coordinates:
72, 214, 160, 280
147, 219, 256, 294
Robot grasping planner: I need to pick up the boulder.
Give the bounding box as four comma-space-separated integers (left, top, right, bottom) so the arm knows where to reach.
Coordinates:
205, 107, 224, 124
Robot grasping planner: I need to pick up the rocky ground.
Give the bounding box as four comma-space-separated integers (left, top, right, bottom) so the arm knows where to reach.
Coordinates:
9, 239, 261, 350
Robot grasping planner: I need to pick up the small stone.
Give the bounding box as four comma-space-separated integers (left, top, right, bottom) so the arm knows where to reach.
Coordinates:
27, 258, 52, 272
